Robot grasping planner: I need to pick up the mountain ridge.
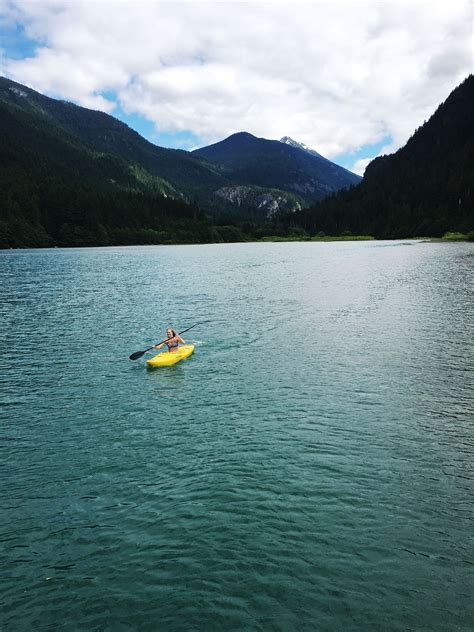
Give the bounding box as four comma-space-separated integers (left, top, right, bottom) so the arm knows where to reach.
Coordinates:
0, 77, 359, 217
1, 74, 471, 246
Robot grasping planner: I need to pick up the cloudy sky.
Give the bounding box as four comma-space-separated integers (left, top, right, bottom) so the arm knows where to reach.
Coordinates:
0, 0, 471, 174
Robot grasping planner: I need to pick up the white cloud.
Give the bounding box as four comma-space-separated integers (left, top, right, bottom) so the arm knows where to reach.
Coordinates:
352, 158, 372, 177
1, 0, 471, 165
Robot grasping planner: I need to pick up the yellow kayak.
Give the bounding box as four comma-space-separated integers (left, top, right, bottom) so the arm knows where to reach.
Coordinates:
146, 344, 195, 368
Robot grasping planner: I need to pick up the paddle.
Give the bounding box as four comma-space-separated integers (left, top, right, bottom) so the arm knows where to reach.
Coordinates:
129, 324, 200, 360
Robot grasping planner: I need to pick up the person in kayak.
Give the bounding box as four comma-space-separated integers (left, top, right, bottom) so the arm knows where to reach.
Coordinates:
153, 328, 185, 353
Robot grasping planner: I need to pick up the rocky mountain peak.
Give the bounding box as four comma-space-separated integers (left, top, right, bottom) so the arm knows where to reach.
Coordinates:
280, 136, 324, 159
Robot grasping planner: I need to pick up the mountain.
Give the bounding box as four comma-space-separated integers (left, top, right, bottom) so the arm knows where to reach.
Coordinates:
0, 77, 355, 218
0, 77, 226, 198
1, 75, 357, 246
3, 74, 469, 247
295, 75, 474, 238
0, 92, 221, 247
193, 132, 361, 203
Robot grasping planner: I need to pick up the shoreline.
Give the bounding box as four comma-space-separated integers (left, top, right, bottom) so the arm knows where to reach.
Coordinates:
1, 234, 473, 250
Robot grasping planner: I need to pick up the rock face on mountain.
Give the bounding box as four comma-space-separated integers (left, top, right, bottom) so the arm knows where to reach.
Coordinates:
214, 186, 302, 217
193, 132, 361, 204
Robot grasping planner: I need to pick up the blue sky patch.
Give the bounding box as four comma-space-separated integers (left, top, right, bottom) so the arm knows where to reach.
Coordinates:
106, 95, 203, 149
0, 21, 41, 60
332, 135, 392, 171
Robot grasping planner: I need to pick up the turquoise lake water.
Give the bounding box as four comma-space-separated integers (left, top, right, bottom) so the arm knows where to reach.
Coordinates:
1, 241, 473, 631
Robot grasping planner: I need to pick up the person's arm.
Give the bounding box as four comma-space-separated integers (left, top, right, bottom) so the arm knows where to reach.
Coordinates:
153, 342, 165, 350
176, 335, 185, 344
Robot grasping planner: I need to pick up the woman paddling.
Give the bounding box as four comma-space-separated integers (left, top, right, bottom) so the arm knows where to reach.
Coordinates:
153, 328, 185, 353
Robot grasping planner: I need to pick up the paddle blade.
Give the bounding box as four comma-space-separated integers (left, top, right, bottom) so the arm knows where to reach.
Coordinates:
129, 350, 146, 361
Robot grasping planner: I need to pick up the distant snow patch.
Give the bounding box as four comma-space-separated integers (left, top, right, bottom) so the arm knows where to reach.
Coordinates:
280, 136, 324, 159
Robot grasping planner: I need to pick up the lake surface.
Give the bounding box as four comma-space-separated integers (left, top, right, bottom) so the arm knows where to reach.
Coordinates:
1, 241, 473, 631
